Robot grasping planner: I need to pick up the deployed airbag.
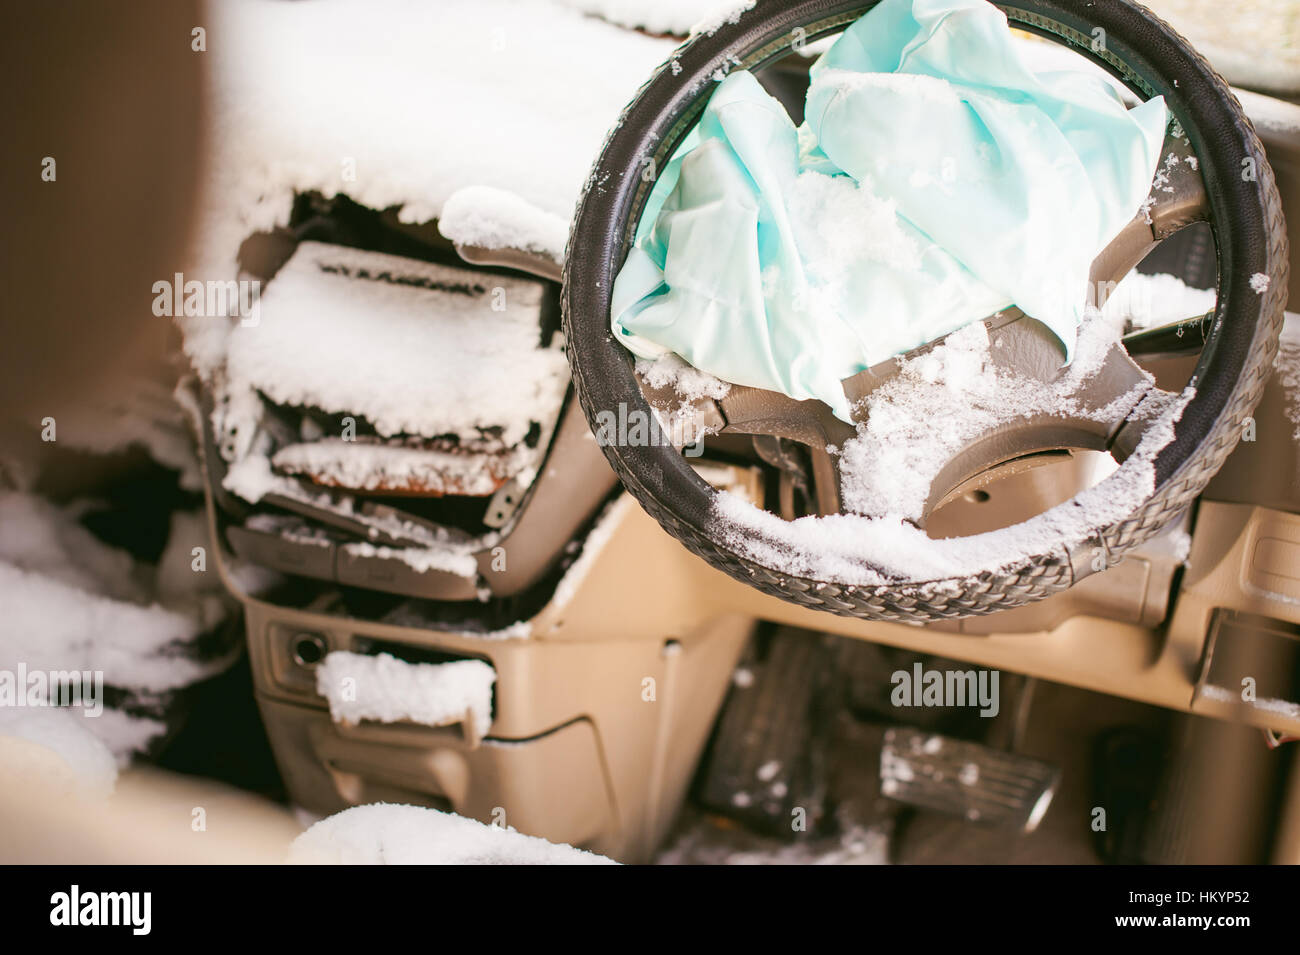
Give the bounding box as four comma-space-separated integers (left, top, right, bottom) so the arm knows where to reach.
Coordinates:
610, 0, 1169, 422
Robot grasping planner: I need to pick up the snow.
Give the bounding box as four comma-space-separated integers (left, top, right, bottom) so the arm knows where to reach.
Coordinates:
557, 0, 751, 36
220, 242, 568, 450
0, 504, 224, 779
90, 708, 170, 763
636, 353, 731, 401
0, 490, 236, 772
315, 651, 496, 739
438, 186, 569, 262
0, 491, 148, 604
288, 803, 616, 864
634, 356, 731, 452
244, 513, 333, 548
213, 239, 570, 514
179, 0, 680, 377
881, 748, 916, 783
340, 542, 479, 581
691, 0, 757, 36
271, 439, 528, 498
789, 168, 923, 279
711, 329, 1194, 587
837, 311, 1146, 523
1139, 151, 1188, 225
0, 492, 231, 691
221, 454, 303, 506
227, 457, 502, 568
0, 562, 215, 695
549, 496, 636, 611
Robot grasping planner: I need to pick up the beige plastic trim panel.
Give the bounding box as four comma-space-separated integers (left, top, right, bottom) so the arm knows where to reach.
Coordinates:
209, 468, 758, 863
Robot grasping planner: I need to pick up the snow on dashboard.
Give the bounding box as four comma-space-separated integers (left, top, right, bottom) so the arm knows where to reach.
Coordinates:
270, 438, 530, 498
315, 651, 496, 739
557, 0, 753, 36
180, 0, 681, 376
436, 186, 570, 262
221, 242, 568, 450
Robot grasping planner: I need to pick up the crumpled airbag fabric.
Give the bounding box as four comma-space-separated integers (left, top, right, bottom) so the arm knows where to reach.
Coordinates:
610, 0, 1168, 421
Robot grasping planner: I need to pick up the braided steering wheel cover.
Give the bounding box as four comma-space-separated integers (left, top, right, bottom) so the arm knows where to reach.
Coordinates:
562, 0, 1289, 622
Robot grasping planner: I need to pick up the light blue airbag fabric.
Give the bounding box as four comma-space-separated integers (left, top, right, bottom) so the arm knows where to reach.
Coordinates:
610, 0, 1169, 422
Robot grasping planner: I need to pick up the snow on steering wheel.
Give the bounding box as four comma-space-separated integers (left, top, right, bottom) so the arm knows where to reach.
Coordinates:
562, 0, 1288, 622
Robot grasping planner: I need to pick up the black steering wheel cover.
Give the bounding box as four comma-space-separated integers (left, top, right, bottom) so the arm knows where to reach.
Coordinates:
562, 0, 1288, 621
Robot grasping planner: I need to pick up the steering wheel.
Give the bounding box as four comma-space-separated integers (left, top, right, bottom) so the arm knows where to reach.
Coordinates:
563, 0, 1288, 622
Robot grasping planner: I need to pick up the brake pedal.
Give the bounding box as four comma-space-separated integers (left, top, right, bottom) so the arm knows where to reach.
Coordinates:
880, 727, 1060, 832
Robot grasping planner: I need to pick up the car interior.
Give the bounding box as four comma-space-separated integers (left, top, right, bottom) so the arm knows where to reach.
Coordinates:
3, 0, 1299, 868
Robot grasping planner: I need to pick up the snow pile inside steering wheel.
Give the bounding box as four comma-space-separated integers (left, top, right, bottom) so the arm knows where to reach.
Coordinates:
714, 313, 1195, 587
